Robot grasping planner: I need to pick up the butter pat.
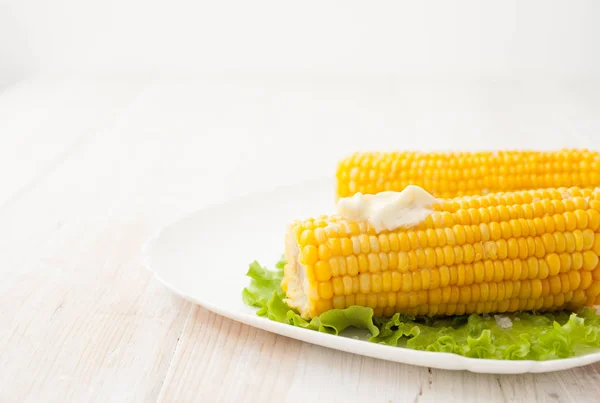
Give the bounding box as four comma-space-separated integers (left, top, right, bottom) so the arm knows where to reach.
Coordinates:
336, 185, 438, 232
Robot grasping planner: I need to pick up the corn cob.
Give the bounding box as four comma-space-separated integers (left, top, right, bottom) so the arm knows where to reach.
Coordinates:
283, 187, 600, 319
336, 149, 600, 199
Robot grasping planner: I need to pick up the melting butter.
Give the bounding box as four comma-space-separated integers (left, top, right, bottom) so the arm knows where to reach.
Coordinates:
336, 185, 438, 232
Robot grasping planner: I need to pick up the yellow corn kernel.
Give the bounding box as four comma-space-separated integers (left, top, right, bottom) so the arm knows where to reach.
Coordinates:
583, 250, 599, 270
368, 253, 381, 273
383, 251, 396, 269
302, 245, 318, 265
545, 253, 561, 276
315, 261, 332, 281
358, 273, 371, 294
559, 253, 572, 273
565, 233, 576, 253
391, 271, 402, 292
358, 254, 369, 272
583, 229, 595, 250
318, 281, 334, 299
342, 276, 353, 295
537, 259, 549, 279
421, 269, 431, 290
300, 229, 316, 245
382, 271, 392, 292
401, 273, 412, 292
372, 273, 383, 293
588, 209, 600, 231
572, 252, 583, 271
346, 255, 358, 276
341, 238, 353, 256
332, 295, 345, 309
366, 294, 377, 309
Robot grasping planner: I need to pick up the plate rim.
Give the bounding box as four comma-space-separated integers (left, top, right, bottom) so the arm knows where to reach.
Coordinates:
142, 178, 600, 374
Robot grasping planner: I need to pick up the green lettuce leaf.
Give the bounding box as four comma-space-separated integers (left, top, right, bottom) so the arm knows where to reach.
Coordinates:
242, 259, 600, 360
241, 260, 284, 316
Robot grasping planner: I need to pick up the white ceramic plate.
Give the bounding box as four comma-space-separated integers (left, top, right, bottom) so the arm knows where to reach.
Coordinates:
143, 178, 600, 374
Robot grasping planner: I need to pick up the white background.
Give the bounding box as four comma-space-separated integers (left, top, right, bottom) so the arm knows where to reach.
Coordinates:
2, 2, 600, 401
1, 0, 600, 87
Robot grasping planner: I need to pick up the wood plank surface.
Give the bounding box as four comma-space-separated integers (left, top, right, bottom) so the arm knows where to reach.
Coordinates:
1, 75, 600, 402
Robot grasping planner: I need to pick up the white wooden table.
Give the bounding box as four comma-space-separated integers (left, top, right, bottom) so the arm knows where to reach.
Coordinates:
1, 74, 600, 402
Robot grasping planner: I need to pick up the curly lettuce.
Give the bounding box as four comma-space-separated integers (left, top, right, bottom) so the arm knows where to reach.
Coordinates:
242, 259, 600, 360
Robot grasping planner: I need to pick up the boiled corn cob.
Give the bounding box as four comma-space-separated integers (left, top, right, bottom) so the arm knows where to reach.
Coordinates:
336, 149, 600, 199
283, 187, 600, 319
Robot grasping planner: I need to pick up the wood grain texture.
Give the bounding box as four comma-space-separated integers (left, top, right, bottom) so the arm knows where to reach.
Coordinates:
1, 75, 600, 402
